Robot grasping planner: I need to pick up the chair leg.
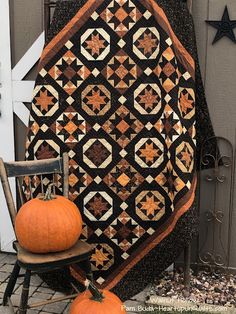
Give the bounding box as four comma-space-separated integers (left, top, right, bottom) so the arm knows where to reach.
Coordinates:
79, 258, 93, 282
3, 261, 21, 306
19, 269, 31, 314
184, 243, 191, 290
85, 258, 93, 282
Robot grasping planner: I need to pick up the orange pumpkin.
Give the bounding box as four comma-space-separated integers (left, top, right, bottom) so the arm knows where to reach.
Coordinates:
70, 280, 126, 314
15, 184, 82, 253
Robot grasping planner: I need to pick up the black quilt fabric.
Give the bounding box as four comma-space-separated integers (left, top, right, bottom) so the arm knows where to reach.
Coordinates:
24, 0, 215, 300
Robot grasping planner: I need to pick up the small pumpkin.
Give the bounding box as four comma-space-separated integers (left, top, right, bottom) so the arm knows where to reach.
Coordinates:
70, 280, 126, 314
15, 183, 82, 253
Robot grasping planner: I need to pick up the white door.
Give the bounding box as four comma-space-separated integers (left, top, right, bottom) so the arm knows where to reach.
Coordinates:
0, 0, 45, 252
0, 0, 16, 252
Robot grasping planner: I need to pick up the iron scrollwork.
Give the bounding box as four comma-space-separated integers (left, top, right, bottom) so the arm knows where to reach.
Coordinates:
198, 136, 234, 274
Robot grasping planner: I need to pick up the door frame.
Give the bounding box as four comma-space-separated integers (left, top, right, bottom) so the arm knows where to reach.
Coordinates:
0, 0, 16, 252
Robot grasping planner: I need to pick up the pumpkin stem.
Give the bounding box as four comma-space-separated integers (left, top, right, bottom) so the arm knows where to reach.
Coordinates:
85, 279, 104, 303
44, 183, 56, 201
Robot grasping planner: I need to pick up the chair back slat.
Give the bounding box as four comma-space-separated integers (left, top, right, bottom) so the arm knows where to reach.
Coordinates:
29, 178, 33, 200
62, 153, 69, 198
0, 158, 18, 225
0, 153, 69, 229
16, 177, 26, 207
53, 173, 58, 189
52, 173, 57, 194
40, 175, 44, 195
5, 158, 62, 178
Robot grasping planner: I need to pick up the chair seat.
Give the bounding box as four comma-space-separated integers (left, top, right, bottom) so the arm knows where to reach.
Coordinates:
14, 240, 92, 270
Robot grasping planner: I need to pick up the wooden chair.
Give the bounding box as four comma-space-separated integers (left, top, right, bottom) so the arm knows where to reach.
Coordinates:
0, 153, 93, 314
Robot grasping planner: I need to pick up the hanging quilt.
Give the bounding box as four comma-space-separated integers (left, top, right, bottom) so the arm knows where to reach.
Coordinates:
25, 0, 215, 299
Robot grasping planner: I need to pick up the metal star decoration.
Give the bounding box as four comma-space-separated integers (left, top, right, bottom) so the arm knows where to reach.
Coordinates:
206, 6, 236, 44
